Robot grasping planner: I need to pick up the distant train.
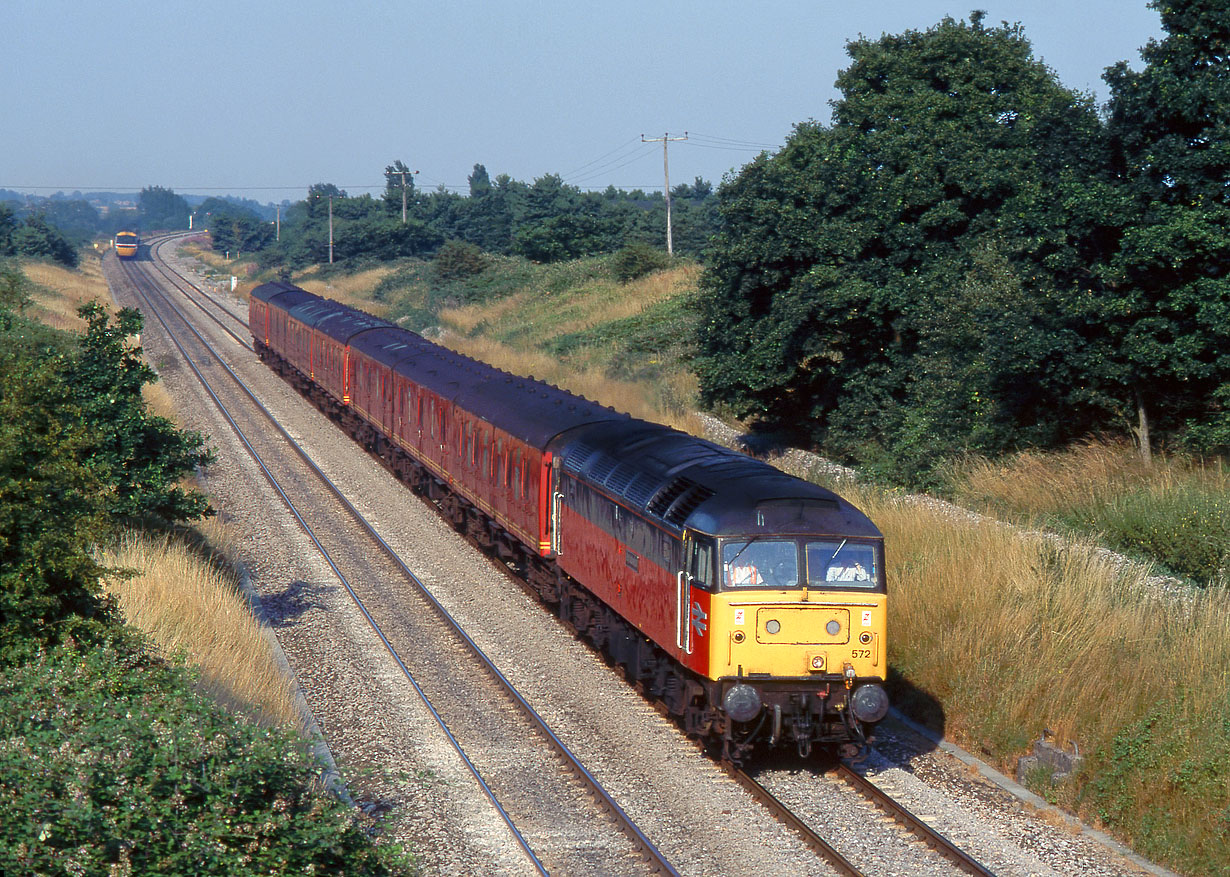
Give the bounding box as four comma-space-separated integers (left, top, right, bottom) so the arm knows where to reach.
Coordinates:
114, 231, 139, 259
250, 281, 890, 761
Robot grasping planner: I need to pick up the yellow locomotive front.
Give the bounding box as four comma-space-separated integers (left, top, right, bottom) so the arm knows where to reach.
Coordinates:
683, 505, 889, 758
114, 231, 139, 259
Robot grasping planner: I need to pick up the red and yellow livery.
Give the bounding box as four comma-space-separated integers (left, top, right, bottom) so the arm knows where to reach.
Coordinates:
251, 281, 889, 760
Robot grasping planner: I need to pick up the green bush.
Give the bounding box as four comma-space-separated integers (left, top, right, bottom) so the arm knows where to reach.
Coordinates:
1079, 696, 1230, 876
431, 240, 488, 282
0, 637, 415, 876
611, 243, 671, 283
1065, 485, 1230, 584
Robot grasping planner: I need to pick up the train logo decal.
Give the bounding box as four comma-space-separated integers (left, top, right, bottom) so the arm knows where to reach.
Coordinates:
690, 601, 708, 637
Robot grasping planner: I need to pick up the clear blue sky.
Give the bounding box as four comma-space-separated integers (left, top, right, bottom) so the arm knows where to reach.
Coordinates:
3, 0, 1163, 205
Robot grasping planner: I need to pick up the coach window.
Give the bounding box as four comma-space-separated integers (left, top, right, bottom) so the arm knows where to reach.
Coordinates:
512, 448, 522, 498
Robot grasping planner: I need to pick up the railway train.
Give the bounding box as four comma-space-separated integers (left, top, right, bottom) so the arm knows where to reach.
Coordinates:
114, 231, 140, 259
250, 281, 889, 761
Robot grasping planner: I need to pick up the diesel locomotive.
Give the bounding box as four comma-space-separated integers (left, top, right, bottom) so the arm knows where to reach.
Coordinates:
115, 231, 140, 259
250, 281, 889, 760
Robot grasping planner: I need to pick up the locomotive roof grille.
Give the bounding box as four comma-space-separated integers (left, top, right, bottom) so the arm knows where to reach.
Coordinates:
624, 473, 659, 508
589, 455, 619, 484
647, 476, 696, 518
664, 485, 715, 526
605, 463, 637, 494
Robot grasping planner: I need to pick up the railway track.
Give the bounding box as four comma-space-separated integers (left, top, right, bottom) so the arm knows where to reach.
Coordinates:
128, 238, 1010, 875
726, 762, 995, 876
113, 242, 680, 876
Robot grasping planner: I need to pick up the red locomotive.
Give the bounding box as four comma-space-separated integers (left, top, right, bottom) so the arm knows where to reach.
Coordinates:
251, 281, 889, 760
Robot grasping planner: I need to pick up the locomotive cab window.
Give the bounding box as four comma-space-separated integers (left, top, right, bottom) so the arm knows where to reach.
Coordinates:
722, 539, 799, 589
806, 540, 880, 589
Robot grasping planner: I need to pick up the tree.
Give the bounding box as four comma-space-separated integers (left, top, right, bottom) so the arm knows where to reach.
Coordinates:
0, 348, 112, 663
66, 303, 213, 524
137, 185, 190, 231
0, 263, 33, 314
695, 14, 1113, 480
11, 215, 78, 266
207, 208, 274, 258
1100, 0, 1230, 457
468, 163, 491, 197
0, 205, 15, 255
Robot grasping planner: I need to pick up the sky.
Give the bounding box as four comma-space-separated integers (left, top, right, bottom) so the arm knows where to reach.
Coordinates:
3, 0, 1164, 206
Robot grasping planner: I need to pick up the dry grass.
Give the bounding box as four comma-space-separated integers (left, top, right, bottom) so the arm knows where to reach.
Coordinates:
443, 264, 698, 340
841, 481, 1230, 870
947, 438, 1230, 585
296, 266, 396, 317
441, 331, 703, 434
21, 257, 112, 330
100, 527, 300, 729
870, 488, 1227, 742
437, 264, 703, 431
948, 438, 1228, 519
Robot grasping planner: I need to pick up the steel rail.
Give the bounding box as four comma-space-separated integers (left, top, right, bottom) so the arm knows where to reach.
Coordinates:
723, 766, 866, 877
116, 257, 551, 875
140, 235, 253, 350
122, 252, 680, 876
835, 764, 996, 877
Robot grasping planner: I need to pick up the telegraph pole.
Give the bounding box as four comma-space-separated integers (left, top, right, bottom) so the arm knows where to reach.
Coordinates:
397, 169, 418, 224
328, 195, 334, 264
642, 132, 688, 255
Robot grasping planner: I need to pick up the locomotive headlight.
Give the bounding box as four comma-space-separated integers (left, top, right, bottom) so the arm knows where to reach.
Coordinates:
765, 619, 781, 634
826, 619, 841, 636
723, 684, 762, 723
850, 684, 890, 723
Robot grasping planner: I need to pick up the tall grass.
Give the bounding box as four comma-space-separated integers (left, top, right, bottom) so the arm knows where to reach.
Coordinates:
296, 266, 396, 317
437, 263, 702, 431
850, 482, 1230, 873
948, 439, 1230, 585
21, 257, 111, 330
100, 528, 299, 729
19, 257, 300, 731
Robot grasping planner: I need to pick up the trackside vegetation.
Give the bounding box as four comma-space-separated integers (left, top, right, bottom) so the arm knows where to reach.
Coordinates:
696, 3, 1230, 485
0, 270, 414, 875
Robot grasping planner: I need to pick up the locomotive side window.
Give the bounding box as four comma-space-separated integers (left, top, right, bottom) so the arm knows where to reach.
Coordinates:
806, 540, 879, 588
722, 539, 799, 588
688, 537, 715, 588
